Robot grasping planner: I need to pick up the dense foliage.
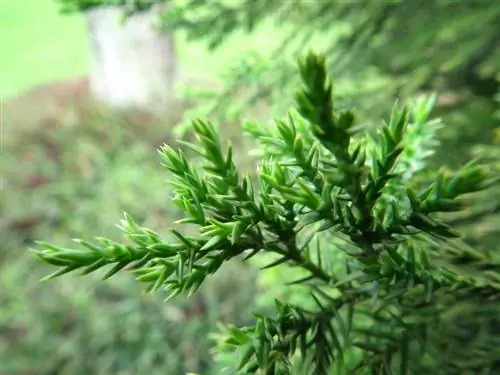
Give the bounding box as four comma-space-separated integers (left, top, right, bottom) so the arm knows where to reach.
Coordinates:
57, 1, 499, 169
6, 1, 497, 373
89, 1, 500, 138
59, 0, 500, 213
0, 99, 257, 375
35, 53, 500, 374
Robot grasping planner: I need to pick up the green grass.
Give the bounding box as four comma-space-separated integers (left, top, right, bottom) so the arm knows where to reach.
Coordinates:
0, 0, 90, 98
0, 0, 284, 100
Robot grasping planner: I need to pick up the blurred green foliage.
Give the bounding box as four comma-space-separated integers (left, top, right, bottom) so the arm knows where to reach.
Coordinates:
169, 0, 500, 164
0, 99, 260, 374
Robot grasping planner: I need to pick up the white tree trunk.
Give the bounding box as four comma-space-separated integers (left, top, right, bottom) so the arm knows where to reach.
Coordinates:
85, 5, 177, 113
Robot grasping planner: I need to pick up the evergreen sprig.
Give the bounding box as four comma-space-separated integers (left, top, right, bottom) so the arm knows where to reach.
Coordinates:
33, 52, 500, 374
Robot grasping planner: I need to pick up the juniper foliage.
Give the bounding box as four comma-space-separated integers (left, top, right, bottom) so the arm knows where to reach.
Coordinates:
34, 53, 500, 374
158, 0, 500, 131
448, 127, 500, 248
56, 0, 500, 166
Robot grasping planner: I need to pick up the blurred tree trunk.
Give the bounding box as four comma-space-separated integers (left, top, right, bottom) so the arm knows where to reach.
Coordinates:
85, 5, 177, 114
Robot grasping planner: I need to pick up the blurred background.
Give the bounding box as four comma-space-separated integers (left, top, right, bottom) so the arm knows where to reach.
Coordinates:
1, 1, 499, 374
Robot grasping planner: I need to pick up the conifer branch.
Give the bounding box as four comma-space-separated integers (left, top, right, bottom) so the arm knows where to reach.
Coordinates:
33, 52, 500, 375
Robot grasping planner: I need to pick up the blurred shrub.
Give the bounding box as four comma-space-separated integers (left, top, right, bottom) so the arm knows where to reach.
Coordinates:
0, 97, 259, 375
